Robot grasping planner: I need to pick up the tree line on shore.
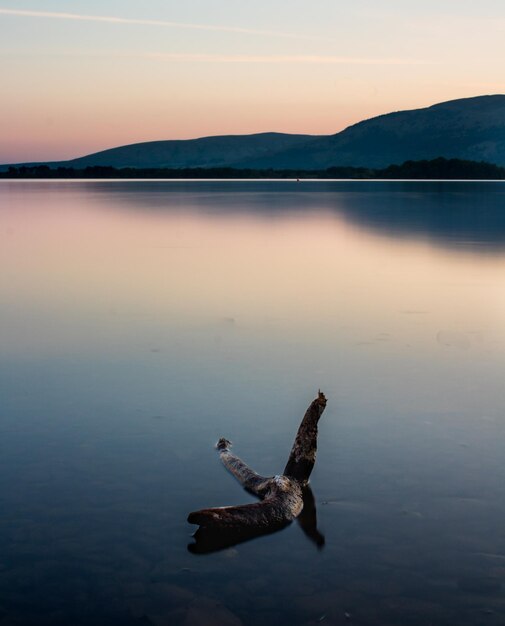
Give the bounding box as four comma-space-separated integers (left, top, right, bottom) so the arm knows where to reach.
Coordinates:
2, 157, 504, 180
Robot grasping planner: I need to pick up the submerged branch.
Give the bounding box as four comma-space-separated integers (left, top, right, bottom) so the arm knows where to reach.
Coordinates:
187, 392, 328, 551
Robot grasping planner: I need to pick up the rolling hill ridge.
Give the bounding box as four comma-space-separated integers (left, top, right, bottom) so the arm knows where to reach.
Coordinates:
2, 95, 504, 171
242, 95, 505, 169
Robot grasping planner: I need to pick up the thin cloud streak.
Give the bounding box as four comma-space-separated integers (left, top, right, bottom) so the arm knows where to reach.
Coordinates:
0, 8, 308, 39
147, 53, 430, 65
0, 49, 430, 67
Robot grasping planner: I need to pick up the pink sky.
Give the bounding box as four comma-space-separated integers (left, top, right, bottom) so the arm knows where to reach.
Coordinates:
1, 3, 504, 163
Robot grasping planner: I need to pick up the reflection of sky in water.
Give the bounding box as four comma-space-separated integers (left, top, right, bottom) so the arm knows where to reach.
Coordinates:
1, 181, 505, 625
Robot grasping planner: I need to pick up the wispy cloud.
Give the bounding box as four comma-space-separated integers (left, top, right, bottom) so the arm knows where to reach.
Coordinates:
0, 8, 307, 39
147, 53, 429, 65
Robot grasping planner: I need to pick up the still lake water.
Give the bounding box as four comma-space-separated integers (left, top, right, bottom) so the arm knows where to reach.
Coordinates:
1, 180, 505, 625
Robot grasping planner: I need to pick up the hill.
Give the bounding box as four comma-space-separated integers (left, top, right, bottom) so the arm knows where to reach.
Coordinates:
243, 95, 505, 169
1, 95, 504, 171
31, 133, 316, 171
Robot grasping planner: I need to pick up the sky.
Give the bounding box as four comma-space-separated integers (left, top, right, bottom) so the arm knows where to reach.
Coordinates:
1, 0, 504, 163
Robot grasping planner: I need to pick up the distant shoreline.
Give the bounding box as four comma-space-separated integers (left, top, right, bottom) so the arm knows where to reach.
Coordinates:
1, 158, 504, 180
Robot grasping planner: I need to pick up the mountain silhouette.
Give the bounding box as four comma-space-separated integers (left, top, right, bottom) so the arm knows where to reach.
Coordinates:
2, 95, 504, 170
51, 133, 317, 169
242, 95, 505, 169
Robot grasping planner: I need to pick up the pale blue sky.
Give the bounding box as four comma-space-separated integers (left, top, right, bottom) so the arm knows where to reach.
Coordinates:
1, 0, 504, 161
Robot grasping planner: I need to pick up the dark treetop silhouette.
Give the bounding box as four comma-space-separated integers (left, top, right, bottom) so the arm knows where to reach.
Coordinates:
187, 391, 327, 553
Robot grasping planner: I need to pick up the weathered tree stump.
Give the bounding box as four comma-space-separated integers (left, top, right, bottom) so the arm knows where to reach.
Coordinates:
188, 391, 327, 538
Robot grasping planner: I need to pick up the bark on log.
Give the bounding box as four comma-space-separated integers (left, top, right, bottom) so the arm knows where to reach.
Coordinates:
187, 391, 327, 535
283, 390, 327, 484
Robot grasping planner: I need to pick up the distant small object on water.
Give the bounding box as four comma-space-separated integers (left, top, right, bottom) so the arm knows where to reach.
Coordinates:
436, 330, 471, 349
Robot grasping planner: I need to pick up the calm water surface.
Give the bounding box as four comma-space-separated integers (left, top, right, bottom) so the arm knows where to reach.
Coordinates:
1, 181, 505, 625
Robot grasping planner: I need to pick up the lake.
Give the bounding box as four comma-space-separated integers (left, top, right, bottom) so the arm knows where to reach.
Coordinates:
1, 180, 505, 625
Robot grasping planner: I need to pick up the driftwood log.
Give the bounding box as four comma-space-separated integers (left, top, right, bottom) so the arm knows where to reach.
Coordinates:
187, 391, 327, 552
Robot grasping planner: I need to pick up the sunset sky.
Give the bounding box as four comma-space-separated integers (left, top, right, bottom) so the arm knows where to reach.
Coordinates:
1, 0, 504, 163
